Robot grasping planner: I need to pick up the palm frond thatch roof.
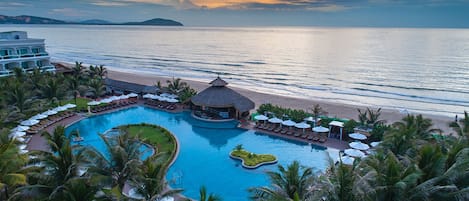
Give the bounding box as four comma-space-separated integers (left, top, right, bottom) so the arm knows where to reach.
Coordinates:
191, 77, 254, 112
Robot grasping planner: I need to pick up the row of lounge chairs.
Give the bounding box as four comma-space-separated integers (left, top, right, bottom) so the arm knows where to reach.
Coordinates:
144, 100, 177, 111
28, 111, 76, 134
255, 123, 327, 143
91, 100, 137, 113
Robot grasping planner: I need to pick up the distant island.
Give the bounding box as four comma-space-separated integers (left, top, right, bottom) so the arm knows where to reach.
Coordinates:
0, 15, 183, 26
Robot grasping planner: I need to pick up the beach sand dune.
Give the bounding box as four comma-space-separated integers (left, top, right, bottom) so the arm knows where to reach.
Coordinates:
106, 69, 455, 134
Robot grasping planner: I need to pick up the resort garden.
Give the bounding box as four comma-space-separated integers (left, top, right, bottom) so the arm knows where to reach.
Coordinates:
0, 61, 468, 201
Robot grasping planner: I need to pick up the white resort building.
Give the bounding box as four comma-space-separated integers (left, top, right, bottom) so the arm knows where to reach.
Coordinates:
0, 31, 55, 77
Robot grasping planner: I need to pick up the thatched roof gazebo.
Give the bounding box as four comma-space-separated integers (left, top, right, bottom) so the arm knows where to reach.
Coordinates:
191, 77, 255, 120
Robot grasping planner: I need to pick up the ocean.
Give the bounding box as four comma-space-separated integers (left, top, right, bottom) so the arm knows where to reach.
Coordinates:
2, 25, 468, 117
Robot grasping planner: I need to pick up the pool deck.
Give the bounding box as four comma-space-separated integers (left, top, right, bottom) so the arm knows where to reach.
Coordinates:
239, 122, 349, 150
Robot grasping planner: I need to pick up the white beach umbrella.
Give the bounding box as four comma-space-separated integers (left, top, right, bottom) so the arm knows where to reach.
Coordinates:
344, 148, 366, 158
295, 122, 311, 133
254, 114, 269, 121
349, 133, 367, 140
349, 142, 370, 151
21, 119, 39, 126
63, 103, 77, 109
151, 95, 162, 100
127, 93, 138, 98
53, 106, 68, 112
313, 126, 329, 133
282, 120, 296, 127
303, 117, 320, 122
31, 113, 48, 120
339, 155, 355, 165
15, 137, 25, 143
159, 196, 174, 201
10, 131, 26, 138
127, 188, 144, 200
118, 94, 128, 100
100, 98, 113, 104
370, 141, 382, 147
19, 149, 28, 154
142, 93, 153, 99
18, 144, 27, 150
11, 125, 30, 132
268, 117, 283, 124
295, 122, 311, 129
43, 110, 58, 116
166, 98, 179, 103
160, 93, 171, 98
87, 100, 101, 106
159, 97, 171, 102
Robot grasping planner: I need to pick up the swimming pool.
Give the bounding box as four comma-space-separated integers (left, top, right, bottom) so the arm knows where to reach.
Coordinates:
66, 106, 332, 200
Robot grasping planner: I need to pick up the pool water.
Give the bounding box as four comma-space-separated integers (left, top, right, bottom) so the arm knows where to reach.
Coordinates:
66, 106, 332, 200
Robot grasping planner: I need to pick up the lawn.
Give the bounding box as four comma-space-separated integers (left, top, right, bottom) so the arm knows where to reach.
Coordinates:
119, 124, 176, 163
230, 149, 277, 168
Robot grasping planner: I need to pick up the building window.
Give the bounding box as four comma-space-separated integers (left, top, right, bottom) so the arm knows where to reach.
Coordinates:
17, 48, 28, 55
36, 60, 43, 67
0, 50, 7, 56
32, 48, 40, 54
21, 62, 28, 68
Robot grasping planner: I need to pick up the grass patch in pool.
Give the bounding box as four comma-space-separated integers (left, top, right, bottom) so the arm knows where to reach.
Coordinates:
119, 123, 176, 164
230, 144, 277, 168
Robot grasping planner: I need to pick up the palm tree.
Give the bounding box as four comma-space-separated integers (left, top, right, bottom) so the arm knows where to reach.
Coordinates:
449, 111, 469, 138
86, 132, 142, 191
39, 76, 66, 106
394, 114, 440, 140
166, 77, 188, 94
0, 129, 28, 200
88, 78, 106, 99
249, 160, 314, 200
357, 107, 385, 129
48, 177, 103, 201
66, 75, 86, 107
309, 159, 357, 201
27, 68, 44, 94
179, 87, 197, 103
199, 186, 222, 201
4, 80, 34, 113
311, 104, 326, 127
357, 152, 426, 201
93, 65, 107, 80
12, 67, 25, 81
131, 155, 183, 200
72, 61, 86, 80
15, 126, 92, 200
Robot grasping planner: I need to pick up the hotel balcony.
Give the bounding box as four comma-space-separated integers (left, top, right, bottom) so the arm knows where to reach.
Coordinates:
0, 52, 49, 60
0, 61, 55, 77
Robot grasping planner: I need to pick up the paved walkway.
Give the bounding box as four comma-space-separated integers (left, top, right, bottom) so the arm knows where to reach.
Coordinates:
239, 122, 349, 150
27, 114, 86, 152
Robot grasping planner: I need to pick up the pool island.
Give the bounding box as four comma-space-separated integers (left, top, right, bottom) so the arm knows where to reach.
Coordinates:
229, 146, 278, 169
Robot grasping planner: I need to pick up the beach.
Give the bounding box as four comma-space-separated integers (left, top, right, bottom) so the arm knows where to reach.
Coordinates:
106, 68, 455, 134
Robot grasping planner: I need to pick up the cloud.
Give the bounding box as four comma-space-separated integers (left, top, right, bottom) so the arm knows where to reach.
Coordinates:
49, 8, 95, 17
89, 0, 197, 9
194, 0, 359, 11
91, 0, 129, 6
0, 2, 30, 10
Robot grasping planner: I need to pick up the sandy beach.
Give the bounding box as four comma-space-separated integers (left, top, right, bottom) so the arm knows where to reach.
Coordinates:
105, 68, 455, 134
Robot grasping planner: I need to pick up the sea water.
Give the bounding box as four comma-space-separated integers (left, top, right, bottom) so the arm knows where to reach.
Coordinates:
2, 25, 468, 116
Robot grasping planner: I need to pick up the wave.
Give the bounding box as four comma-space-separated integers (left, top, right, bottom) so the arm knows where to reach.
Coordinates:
347, 88, 469, 107
355, 82, 469, 94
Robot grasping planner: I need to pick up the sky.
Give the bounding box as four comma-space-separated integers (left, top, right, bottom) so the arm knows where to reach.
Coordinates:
1, 0, 469, 27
